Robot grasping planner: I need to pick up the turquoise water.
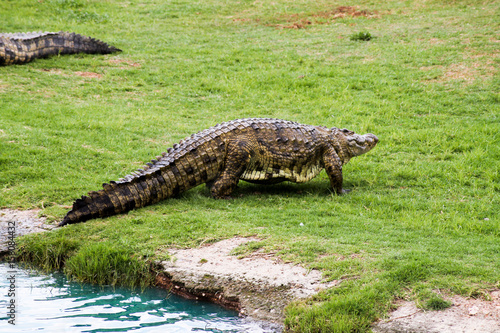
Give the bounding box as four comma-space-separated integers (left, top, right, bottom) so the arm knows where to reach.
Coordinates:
0, 263, 280, 332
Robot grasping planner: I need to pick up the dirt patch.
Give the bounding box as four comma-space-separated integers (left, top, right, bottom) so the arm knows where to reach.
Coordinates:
39, 69, 104, 78
0, 209, 55, 254
273, 6, 381, 29
420, 45, 498, 85
231, 6, 381, 29
108, 59, 141, 69
274, 6, 381, 29
40, 68, 69, 76
74, 71, 102, 78
157, 237, 338, 324
421, 61, 496, 85
373, 291, 500, 333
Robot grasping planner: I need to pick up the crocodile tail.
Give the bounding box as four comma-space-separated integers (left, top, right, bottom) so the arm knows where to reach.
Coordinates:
56, 32, 122, 55
0, 31, 121, 65
58, 153, 209, 226
59, 181, 134, 226
58, 172, 166, 226
59, 131, 224, 226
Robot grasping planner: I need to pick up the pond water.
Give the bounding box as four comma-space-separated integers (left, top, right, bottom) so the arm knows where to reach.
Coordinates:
0, 263, 280, 332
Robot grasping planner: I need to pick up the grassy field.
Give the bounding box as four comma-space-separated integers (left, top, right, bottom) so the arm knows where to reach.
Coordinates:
1, 0, 499, 331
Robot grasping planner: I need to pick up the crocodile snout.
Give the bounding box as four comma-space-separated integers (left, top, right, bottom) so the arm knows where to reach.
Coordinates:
366, 133, 379, 145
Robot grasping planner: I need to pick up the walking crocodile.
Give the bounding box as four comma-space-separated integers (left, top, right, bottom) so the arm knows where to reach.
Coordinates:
0, 31, 121, 65
59, 118, 378, 226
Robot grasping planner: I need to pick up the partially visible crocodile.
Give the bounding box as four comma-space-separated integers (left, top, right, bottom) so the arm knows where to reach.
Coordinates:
0, 31, 121, 65
59, 118, 378, 226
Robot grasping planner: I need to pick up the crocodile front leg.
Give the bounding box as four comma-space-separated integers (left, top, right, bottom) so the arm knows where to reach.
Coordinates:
323, 148, 345, 195
210, 141, 251, 199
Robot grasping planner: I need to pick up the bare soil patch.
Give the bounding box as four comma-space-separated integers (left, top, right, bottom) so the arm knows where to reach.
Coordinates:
40, 68, 69, 76
421, 61, 497, 85
373, 291, 500, 333
230, 5, 381, 29
39, 69, 105, 78
157, 237, 338, 324
74, 71, 102, 78
0, 209, 54, 254
273, 6, 381, 29
421, 47, 498, 85
108, 59, 141, 69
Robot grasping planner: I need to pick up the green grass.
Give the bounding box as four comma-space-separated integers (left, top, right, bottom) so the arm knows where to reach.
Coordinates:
1, 0, 499, 331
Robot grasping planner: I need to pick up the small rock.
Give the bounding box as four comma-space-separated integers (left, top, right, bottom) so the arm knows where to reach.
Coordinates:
469, 305, 479, 316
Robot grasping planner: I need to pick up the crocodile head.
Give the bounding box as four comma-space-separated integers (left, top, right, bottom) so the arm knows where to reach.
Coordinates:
334, 128, 379, 163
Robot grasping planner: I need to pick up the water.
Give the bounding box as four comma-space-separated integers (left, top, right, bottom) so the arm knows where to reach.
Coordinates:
0, 264, 279, 332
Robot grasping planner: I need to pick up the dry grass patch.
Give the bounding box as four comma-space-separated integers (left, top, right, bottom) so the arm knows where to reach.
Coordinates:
422, 60, 497, 85
108, 59, 141, 68
40, 68, 68, 76
39, 69, 105, 79
231, 5, 383, 29
274, 6, 381, 29
74, 71, 102, 78
373, 290, 500, 333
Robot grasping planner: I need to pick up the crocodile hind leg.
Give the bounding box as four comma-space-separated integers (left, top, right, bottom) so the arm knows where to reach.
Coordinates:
210, 141, 251, 199
323, 148, 346, 194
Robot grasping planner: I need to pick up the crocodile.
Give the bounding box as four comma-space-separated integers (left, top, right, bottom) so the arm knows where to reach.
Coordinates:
0, 31, 121, 65
59, 118, 378, 226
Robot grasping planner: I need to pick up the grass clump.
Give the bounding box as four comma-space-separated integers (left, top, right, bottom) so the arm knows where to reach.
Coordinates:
350, 31, 373, 41
424, 294, 452, 311
16, 234, 154, 288
16, 234, 79, 271
230, 240, 266, 258
64, 243, 153, 288
285, 281, 392, 332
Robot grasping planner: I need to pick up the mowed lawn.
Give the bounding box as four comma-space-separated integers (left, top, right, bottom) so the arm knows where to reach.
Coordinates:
1, 0, 498, 331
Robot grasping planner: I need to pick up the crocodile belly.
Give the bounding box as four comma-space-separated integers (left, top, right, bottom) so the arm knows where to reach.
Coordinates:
240, 162, 323, 184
